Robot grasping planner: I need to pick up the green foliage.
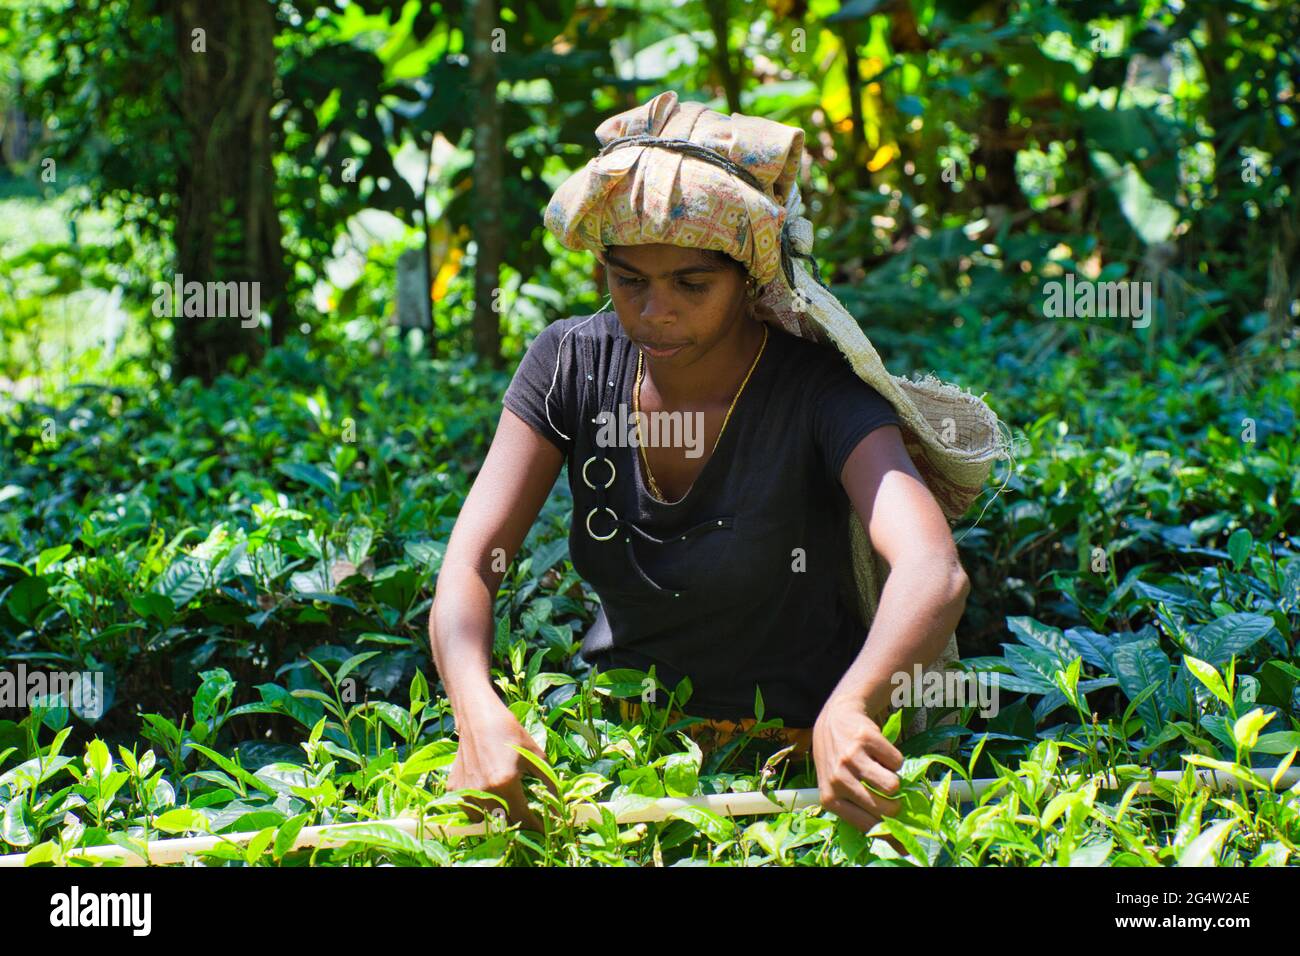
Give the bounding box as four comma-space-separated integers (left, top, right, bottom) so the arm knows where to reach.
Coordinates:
0, 303, 1296, 864
1, 0, 1299, 866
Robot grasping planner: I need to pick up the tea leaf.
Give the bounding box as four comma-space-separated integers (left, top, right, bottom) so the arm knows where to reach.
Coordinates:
1226, 528, 1253, 570
1183, 655, 1232, 708
1177, 818, 1235, 867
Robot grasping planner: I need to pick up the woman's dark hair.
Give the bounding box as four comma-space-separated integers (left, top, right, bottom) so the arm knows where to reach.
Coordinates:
705, 248, 749, 277
603, 246, 751, 290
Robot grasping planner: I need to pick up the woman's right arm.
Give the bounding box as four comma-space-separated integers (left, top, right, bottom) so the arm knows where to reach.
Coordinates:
429, 405, 565, 830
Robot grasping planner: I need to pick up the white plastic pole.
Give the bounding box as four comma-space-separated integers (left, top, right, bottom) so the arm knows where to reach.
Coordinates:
1, 765, 1294, 867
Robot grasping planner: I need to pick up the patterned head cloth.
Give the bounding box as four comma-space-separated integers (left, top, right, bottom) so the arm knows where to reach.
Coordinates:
544, 91, 1014, 738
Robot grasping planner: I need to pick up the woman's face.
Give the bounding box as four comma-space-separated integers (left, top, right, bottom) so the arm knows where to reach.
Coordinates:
603, 243, 749, 365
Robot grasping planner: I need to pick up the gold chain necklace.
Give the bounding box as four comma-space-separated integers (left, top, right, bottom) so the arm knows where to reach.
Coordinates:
634, 323, 768, 502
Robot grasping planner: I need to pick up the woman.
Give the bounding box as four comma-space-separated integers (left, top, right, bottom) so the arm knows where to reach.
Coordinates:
429, 91, 1009, 835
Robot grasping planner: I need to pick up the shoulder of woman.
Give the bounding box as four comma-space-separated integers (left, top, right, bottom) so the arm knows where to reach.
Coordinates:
536, 310, 622, 349
773, 331, 887, 395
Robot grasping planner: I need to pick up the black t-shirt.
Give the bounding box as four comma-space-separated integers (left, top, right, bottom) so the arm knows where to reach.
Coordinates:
502, 310, 900, 726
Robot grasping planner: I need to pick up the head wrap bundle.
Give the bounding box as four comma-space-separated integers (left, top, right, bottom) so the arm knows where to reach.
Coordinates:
545, 91, 1014, 739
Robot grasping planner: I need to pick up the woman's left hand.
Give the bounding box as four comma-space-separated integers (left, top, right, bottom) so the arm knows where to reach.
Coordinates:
811, 693, 904, 833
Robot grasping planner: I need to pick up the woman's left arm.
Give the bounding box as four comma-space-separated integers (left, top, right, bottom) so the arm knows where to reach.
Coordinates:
811, 423, 971, 833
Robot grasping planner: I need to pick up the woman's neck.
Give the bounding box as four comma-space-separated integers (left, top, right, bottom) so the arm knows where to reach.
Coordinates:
640, 314, 767, 410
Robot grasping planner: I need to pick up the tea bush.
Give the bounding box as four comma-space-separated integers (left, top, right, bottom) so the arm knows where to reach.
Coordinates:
2, 302, 1297, 866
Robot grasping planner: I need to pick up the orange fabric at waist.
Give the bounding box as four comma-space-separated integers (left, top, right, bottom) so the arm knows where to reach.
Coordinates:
615, 698, 814, 756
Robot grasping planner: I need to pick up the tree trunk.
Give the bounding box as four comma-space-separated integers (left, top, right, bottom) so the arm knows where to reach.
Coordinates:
172, 0, 286, 383
970, 0, 1026, 222
840, 19, 869, 192
423, 131, 439, 359
1199, 9, 1237, 204
469, 0, 504, 369
704, 0, 743, 115
971, 94, 1027, 215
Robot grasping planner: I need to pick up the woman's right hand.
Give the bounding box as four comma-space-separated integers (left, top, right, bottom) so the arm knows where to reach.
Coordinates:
430, 406, 567, 833
446, 698, 559, 833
